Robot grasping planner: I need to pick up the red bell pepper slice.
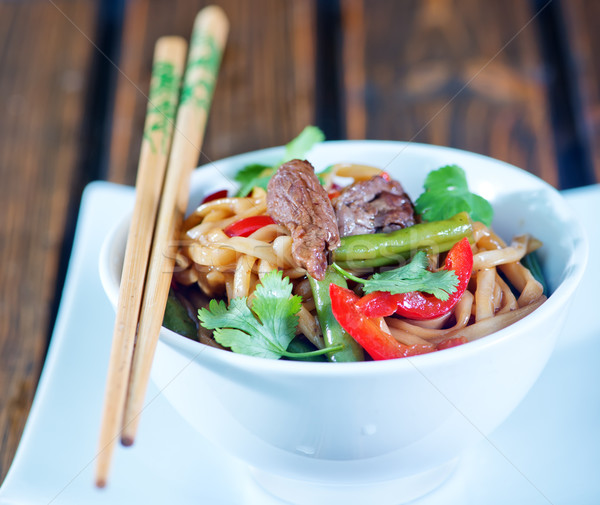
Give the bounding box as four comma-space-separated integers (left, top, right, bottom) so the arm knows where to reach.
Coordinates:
224, 215, 276, 238
329, 284, 434, 360
355, 291, 398, 317
201, 189, 228, 204
357, 237, 473, 321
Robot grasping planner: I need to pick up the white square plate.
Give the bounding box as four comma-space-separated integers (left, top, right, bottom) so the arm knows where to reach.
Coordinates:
0, 181, 598, 505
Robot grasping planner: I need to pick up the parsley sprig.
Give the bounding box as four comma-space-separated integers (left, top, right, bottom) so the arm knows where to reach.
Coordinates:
415, 164, 493, 226
198, 270, 342, 360
333, 251, 458, 301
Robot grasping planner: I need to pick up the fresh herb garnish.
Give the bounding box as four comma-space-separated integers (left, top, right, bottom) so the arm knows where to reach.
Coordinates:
233, 163, 272, 198
283, 125, 325, 160
415, 165, 493, 226
234, 126, 325, 196
198, 270, 341, 359
333, 251, 459, 301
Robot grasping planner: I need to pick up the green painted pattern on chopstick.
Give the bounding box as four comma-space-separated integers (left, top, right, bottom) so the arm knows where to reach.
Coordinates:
180, 31, 223, 111
143, 61, 183, 154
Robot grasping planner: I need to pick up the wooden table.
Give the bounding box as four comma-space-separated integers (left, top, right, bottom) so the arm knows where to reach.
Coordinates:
0, 0, 598, 484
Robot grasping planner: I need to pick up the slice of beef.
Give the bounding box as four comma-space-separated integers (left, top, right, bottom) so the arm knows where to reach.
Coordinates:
267, 159, 340, 280
334, 175, 416, 237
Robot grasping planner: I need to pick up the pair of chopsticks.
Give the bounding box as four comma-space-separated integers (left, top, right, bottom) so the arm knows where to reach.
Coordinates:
95, 6, 229, 488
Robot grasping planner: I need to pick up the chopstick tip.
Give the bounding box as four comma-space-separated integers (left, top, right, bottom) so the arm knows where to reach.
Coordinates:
121, 435, 134, 447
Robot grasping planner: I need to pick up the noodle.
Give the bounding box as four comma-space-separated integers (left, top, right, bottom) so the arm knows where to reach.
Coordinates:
298, 304, 324, 349
187, 243, 238, 267
472, 235, 529, 270
248, 223, 288, 242
213, 236, 283, 266
174, 265, 198, 286
495, 273, 518, 313
256, 258, 276, 278
475, 268, 496, 321
272, 236, 297, 268
387, 324, 434, 347
232, 255, 256, 299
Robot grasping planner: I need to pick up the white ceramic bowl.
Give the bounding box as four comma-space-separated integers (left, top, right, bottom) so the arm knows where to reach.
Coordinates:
100, 141, 587, 505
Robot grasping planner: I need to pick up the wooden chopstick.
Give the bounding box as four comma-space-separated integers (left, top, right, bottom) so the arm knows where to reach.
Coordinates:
95, 36, 188, 488
121, 6, 228, 446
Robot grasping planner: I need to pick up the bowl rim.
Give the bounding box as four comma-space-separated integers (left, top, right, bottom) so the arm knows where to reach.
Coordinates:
101, 140, 589, 377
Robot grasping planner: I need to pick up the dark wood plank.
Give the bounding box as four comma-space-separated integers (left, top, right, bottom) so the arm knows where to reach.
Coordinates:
107, 0, 318, 184
562, 0, 600, 183
340, 0, 558, 186
0, 0, 98, 483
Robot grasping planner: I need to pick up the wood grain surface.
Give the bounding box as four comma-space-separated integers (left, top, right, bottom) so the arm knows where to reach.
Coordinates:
0, 0, 98, 481
340, 0, 557, 185
0, 0, 599, 487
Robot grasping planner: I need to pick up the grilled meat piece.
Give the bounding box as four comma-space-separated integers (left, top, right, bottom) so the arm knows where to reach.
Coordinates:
267, 159, 340, 280
334, 175, 416, 237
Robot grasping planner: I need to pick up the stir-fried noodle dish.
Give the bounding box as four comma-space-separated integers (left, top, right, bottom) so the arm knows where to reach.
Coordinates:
166, 130, 547, 362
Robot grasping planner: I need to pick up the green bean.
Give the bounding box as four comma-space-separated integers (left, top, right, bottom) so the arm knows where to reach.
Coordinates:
332, 212, 473, 268
335, 239, 468, 269
309, 267, 364, 362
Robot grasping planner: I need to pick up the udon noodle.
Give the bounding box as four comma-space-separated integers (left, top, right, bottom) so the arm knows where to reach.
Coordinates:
172, 169, 546, 358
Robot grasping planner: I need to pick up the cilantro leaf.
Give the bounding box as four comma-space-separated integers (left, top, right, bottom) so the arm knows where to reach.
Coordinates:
333, 251, 459, 301
200, 298, 259, 336
213, 328, 274, 358
415, 165, 493, 226
251, 270, 302, 340
198, 270, 341, 360
234, 126, 325, 196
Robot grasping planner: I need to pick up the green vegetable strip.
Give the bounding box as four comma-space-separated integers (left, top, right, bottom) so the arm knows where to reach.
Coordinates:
521, 251, 548, 296
278, 343, 344, 359
335, 239, 468, 269
163, 289, 198, 340
285, 336, 328, 362
308, 268, 365, 362
332, 212, 473, 267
